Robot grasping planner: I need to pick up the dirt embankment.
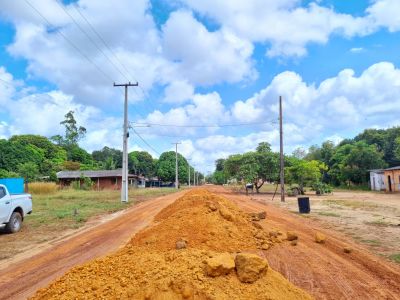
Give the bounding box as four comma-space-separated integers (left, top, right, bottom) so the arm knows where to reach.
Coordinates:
31, 189, 312, 300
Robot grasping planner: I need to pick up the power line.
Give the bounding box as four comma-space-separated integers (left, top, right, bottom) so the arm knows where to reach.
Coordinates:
133, 129, 161, 156
54, 0, 130, 82
72, 4, 149, 100
24, 0, 113, 84
131, 121, 277, 128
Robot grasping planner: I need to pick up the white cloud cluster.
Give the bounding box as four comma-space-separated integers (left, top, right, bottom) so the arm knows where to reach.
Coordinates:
181, 0, 400, 57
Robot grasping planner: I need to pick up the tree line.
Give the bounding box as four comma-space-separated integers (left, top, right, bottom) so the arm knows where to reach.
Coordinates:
0, 111, 203, 183
208, 127, 400, 192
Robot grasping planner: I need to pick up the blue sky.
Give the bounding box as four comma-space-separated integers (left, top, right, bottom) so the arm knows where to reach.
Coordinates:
1, 0, 400, 173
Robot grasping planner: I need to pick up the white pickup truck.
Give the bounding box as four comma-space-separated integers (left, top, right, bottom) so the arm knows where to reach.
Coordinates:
0, 184, 32, 233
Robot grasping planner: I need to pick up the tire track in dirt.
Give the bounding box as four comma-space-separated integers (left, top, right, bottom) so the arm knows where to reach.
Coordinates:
212, 186, 400, 300
0, 190, 186, 300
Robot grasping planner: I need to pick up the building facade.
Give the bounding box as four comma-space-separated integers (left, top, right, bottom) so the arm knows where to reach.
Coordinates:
57, 169, 144, 190
384, 166, 400, 193
369, 169, 386, 191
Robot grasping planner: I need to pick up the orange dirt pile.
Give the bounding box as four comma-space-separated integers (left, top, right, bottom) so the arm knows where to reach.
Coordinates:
31, 189, 312, 300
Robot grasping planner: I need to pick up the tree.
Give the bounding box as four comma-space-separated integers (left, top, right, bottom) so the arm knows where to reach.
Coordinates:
92, 147, 122, 169
58, 111, 87, 146
129, 151, 155, 176
292, 147, 307, 159
215, 158, 225, 171
156, 151, 188, 183
329, 141, 386, 185
17, 162, 39, 182
286, 159, 327, 194
395, 137, 400, 161
223, 142, 279, 193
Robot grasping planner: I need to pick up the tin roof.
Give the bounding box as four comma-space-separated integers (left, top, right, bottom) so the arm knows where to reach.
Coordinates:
57, 169, 140, 179
384, 166, 400, 171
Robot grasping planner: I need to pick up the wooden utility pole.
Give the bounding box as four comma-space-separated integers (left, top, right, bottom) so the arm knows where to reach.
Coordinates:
279, 96, 285, 202
172, 142, 181, 189
114, 82, 138, 203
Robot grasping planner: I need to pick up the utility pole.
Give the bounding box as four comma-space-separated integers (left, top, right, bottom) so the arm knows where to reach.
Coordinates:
114, 82, 138, 203
172, 142, 181, 189
279, 96, 285, 202
197, 172, 200, 186
187, 159, 191, 187
193, 167, 196, 186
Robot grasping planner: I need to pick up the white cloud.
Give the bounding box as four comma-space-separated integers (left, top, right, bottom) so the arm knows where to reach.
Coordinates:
350, 47, 364, 53
162, 10, 256, 85
163, 80, 194, 104
366, 0, 400, 32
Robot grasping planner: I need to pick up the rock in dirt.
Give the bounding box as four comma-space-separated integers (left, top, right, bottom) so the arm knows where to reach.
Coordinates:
343, 247, 352, 254
261, 243, 270, 250
235, 253, 269, 283
176, 239, 187, 249
286, 231, 298, 241
205, 253, 235, 277
258, 211, 267, 219
219, 207, 235, 222
315, 232, 326, 244
206, 201, 218, 212
290, 240, 298, 246
252, 221, 263, 230
249, 211, 267, 221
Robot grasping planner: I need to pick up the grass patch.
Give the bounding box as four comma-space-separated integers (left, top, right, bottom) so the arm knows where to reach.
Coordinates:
28, 182, 58, 195
317, 211, 341, 217
389, 253, 400, 263
25, 188, 177, 231
364, 219, 391, 227
361, 239, 381, 246
323, 199, 379, 210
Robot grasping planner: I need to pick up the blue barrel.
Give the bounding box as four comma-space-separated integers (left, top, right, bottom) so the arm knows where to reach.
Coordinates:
297, 197, 310, 213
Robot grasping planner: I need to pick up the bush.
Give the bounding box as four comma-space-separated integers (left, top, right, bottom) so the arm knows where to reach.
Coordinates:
28, 182, 58, 194
311, 182, 332, 195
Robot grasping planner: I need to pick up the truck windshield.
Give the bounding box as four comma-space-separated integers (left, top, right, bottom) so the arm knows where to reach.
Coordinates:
0, 187, 5, 199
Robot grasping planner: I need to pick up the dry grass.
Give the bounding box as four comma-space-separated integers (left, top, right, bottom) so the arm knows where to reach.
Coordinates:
28, 182, 58, 195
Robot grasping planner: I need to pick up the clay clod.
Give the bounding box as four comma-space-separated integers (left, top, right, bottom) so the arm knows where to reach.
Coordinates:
219, 206, 235, 222
235, 253, 269, 283
286, 231, 298, 241
205, 253, 235, 277
176, 239, 187, 250
315, 232, 326, 244
343, 247, 352, 254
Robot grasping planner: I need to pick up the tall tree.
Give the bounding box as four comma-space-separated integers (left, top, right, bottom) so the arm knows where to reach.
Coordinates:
156, 151, 188, 183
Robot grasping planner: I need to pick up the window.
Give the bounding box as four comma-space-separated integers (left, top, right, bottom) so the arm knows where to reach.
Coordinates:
0, 187, 5, 199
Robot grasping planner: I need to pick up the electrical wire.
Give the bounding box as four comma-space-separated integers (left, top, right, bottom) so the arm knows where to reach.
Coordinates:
132, 129, 162, 156
24, 0, 113, 84
54, 0, 130, 82
131, 120, 277, 128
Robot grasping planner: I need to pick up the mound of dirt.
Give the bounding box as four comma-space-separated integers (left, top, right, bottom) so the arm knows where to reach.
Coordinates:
31, 189, 312, 300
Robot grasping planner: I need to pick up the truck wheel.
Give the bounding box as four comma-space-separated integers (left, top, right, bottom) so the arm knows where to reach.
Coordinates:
5, 212, 22, 233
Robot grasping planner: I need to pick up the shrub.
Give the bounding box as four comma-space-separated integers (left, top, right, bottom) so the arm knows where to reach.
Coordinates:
311, 182, 332, 195
28, 182, 58, 194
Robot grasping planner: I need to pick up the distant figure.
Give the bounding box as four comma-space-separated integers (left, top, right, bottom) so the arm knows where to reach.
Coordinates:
245, 183, 254, 195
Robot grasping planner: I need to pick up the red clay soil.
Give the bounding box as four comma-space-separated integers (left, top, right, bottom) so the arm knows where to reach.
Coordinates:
0, 190, 187, 300
211, 186, 400, 300
1, 186, 400, 300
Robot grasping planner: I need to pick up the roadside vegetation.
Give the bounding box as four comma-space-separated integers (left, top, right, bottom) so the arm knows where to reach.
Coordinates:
208, 127, 400, 192
0, 111, 204, 185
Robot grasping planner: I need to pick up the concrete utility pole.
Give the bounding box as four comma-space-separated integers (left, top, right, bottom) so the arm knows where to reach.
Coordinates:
172, 142, 181, 189
197, 172, 200, 186
279, 96, 285, 202
114, 82, 138, 203
187, 159, 191, 187
193, 167, 196, 186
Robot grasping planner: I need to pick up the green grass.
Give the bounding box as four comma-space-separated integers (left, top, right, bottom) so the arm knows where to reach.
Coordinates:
361, 239, 381, 246
323, 199, 379, 210
389, 253, 400, 263
24, 188, 177, 231
317, 211, 341, 217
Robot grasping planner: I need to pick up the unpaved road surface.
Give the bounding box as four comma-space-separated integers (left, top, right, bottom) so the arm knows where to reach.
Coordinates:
211, 186, 400, 300
1, 186, 400, 300
0, 190, 186, 300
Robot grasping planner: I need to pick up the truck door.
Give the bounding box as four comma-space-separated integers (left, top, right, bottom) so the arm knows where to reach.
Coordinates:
0, 187, 11, 223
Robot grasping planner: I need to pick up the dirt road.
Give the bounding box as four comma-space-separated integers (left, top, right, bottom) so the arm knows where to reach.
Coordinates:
0, 190, 186, 300
211, 186, 400, 300
1, 186, 399, 300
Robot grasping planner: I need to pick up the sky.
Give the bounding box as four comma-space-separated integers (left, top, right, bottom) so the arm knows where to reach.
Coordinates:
0, 0, 400, 174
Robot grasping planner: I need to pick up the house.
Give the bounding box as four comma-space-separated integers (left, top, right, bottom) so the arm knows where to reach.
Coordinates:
369, 169, 386, 191
383, 166, 400, 192
57, 169, 144, 190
